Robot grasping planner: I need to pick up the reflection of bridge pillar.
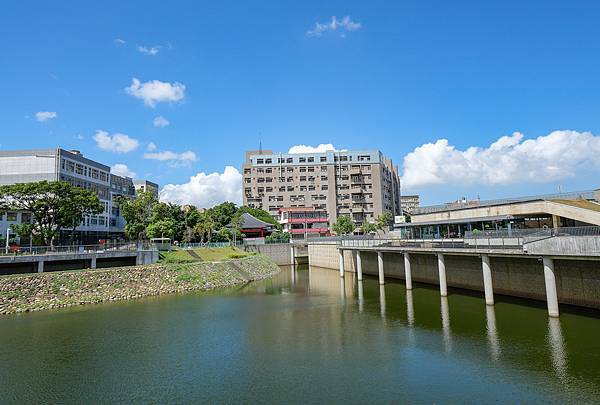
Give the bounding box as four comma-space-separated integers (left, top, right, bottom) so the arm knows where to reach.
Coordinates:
404, 252, 412, 290
37, 260, 44, 273
379, 285, 386, 318
485, 305, 500, 361
406, 289, 415, 326
339, 250, 345, 278
377, 251, 385, 285
91, 255, 97, 269
290, 245, 295, 266
481, 254, 494, 305
356, 251, 363, 281
357, 281, 364, 313
543, 257, 560, 317
437, 253, 447, 297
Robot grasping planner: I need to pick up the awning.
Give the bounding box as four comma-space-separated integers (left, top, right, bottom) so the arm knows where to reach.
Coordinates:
397, 215, 514, 227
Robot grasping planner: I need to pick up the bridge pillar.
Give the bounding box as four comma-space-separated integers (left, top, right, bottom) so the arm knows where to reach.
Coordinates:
377, 251, 385, 285
37, 260, 44, 273
91, 255, 97, 269
404, 252, 413, 290
481, 254, 494, 305
290, 245, 295, 266
437, 253, 447, 297
356, 251, 363, 281
543, 257, 560, 317
339, 250, 345, 278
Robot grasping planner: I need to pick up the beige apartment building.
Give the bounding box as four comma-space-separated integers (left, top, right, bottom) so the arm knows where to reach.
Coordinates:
242, 149, 401, 232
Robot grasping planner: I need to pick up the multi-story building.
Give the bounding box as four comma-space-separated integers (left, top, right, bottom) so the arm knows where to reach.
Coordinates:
242, 149, 401, 231
400, 194, 420, 214
0, 148, 136, 244
278, 207, 330, 239
134, 179, 159, 199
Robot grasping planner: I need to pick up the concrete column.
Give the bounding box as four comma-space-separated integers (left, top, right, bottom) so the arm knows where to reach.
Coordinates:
379, 285, 386, 318
543, 257, 560, 317
481, 254, 494, 305
552, 215, 560, 230
356, 251, 363, 281
290, 245, 295, 266
377, 251, 384, 285
91, 255, 97, 269
437, 253, 447, 297
357, 281, 364, 313
404, 252, 413, 290
339, 250, 345, 278
37, 260, 44, 273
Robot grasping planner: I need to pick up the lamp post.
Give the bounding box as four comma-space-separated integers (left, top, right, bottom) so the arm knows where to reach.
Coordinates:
5, 226, 11, 254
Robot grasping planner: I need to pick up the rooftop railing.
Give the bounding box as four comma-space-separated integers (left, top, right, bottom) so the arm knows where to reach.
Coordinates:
413, 190, 597, 215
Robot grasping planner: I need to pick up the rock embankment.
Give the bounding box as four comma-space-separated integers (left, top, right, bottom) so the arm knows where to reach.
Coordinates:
0, 254, 280, 315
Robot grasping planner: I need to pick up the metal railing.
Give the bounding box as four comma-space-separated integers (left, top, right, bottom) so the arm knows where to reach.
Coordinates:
0, 242, 139, 257
413, 190, 597, 215
338, 238, 525, 250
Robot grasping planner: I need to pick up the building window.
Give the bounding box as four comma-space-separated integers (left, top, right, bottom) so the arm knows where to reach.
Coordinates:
320, 156, 327, 162
6, 212, 17, 221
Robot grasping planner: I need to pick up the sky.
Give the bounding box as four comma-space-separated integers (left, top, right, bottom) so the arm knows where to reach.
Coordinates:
1, 0, 600, 206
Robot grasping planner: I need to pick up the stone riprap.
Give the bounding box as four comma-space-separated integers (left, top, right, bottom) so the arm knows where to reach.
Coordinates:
0, 254, 280, 315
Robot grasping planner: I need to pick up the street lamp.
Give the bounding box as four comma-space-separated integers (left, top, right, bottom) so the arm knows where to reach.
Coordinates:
5, 226, 11, 254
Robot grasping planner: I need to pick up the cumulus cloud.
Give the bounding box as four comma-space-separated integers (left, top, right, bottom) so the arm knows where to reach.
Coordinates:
111, 163, 136, 178
94, 130, 140, 153
160, 166, 242, 207
138, 45, 160, 56
35, 111, 57, 122
288, 143, 344, 153
114, 38, 126, 45
144, 149, 197, 167
125, 78, 186, 107
147, 142, 158, 151
152, 116, 169, 128
307, 16, 361, 37
401, 130, 600, 189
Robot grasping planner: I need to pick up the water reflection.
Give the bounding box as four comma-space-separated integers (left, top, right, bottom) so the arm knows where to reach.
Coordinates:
339, 276, 346, 305
548, 317, 568, 382
357, 281, 364, 313
485, 305, 501, 361
379, 285, 386, 319
440, 296, 452, 353
406, 290, 415, 326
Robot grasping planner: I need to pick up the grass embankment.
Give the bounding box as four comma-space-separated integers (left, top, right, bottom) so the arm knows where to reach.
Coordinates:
160, 246, 251, 263
0, 247, 279, 315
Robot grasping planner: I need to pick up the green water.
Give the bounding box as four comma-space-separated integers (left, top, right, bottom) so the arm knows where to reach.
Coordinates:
1, 266, 599, 403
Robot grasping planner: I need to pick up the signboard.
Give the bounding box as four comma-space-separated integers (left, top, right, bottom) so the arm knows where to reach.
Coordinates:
394, 215, 406, 224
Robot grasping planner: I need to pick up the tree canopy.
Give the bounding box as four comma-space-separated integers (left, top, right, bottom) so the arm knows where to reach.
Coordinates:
332, 215, 355, 235
0, 181, 103, 246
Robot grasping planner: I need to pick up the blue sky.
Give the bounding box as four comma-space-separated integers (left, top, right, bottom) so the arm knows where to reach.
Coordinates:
2, 0, 600, 206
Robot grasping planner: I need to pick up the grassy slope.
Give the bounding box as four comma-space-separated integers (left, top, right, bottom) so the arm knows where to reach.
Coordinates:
160, 246, 252, 263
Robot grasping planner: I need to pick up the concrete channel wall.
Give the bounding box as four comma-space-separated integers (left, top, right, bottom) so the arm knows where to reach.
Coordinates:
245, 243, 309, 266
308, 243, 600, 310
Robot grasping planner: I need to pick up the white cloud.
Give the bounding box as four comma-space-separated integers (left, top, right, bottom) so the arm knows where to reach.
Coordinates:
152, 116, 169, 128
147, 142, 158, 151
114, 38, 126, 45
93, 130, 140, 153
288, 143, 344, 153
401, 130, 600, 189
160, 166, 242, 207
35, 111, 57, 122
111, 163, 136, 178
138, 45, 160, 56
144, 149, 197, 167
125, 78, 186, 107
307, 16, 361, 37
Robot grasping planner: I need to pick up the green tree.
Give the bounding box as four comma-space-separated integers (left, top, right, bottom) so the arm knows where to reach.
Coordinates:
193, 215, 216, 243
266, 230, 290, 243
332, 215, 355, 235
205, 202, 237, 228
117, 191, 157, 240
359, 222, 378, 235
146, 219, 177, 239
61, 186, 104, 244
376, 212, 393, 232
0, 181, 102, 247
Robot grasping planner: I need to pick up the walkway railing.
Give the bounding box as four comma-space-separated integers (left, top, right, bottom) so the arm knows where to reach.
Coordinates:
1, 242, 139, 257
338, 238, 523, 250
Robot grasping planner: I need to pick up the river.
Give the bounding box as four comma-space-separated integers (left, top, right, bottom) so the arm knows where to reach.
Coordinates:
1, 266, 599, 403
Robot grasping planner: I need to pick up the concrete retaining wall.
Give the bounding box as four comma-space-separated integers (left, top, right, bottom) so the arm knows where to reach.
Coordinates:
245, 244, 295, 265
525, 236, 600, 256
308, 243, 600, 309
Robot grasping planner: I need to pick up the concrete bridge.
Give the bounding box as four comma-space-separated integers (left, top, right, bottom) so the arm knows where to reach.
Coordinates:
0, 244, 158, 275
306, 229, 600, 318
